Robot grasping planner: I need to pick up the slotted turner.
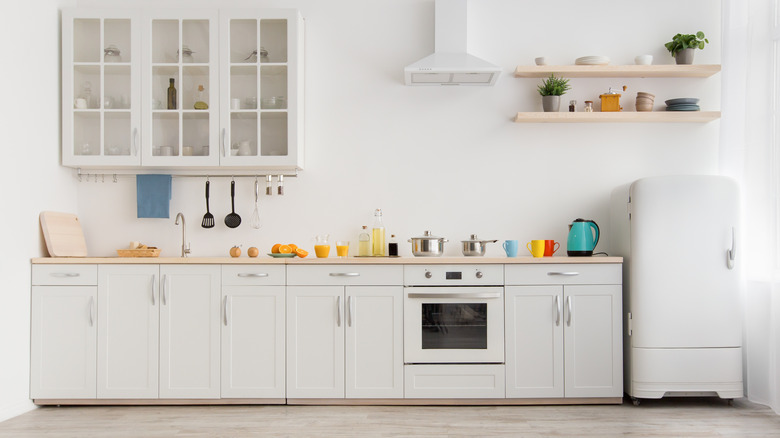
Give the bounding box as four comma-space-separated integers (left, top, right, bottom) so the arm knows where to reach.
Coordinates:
225, 180, 241, 228
201, 180, 214, 229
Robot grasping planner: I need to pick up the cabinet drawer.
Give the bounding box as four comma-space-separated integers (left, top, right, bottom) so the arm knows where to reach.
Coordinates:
286, 265, 403, 286
505, 264, 621, 285
221, 265, 285, 286
404, 364, 505, 399
32, 264, 97, 286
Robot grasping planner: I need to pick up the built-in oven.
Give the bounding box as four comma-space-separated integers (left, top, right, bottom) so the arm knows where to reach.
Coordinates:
403, 265, 504, 364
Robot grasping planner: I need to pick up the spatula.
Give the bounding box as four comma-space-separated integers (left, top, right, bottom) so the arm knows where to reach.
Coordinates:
224, 180, 241, 228
201, 180, 214, 229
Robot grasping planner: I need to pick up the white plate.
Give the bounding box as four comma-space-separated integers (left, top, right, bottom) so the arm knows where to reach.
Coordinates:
575, 55, 610, 65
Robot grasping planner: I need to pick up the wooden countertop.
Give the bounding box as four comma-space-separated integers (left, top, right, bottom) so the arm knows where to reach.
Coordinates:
31, 256, 622, 264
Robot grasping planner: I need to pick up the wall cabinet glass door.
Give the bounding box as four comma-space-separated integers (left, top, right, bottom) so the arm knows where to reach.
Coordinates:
219, 10, 304, 168
62, 9, 141, 167
142, 10, 219, 167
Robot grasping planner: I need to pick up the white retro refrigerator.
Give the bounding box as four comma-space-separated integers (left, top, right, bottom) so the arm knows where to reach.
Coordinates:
610, 175, 743, 404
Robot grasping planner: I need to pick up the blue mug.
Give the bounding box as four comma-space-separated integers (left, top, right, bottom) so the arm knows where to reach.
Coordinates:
503, 240, 519, 257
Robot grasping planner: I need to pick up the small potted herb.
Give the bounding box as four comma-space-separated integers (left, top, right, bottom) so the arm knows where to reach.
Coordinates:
664, 31, 709, 65
537, 74, 571, 112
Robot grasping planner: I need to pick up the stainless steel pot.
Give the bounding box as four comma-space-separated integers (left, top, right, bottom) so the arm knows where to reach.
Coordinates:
408, 230, 448, 257
461, 234, 498, 256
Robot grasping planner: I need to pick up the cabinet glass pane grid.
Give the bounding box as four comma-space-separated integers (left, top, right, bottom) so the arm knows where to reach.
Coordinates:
228, 18, 289, 159
151, 18, 212, 158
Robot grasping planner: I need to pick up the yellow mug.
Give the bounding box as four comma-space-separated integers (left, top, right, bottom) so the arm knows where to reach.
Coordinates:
526, 240, 546, 258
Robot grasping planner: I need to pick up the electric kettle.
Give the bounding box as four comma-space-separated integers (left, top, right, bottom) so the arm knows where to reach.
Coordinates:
567, 218, 600, 256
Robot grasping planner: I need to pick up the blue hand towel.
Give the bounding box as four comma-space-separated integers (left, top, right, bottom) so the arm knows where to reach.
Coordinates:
136, 174, 172, 218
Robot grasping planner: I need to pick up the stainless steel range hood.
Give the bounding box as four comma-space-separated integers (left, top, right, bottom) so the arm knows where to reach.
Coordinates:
404, 0, 501, 86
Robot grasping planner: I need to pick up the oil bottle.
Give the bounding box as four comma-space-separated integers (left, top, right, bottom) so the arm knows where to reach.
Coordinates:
358, 226, 371, 257
372, 209, 386, 256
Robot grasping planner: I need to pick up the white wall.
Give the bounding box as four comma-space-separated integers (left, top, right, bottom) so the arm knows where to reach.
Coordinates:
0, 0, 78, 422
73, 0, 722, 259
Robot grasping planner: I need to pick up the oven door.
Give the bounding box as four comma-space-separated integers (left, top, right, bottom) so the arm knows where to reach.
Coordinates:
404, 287, 504, 364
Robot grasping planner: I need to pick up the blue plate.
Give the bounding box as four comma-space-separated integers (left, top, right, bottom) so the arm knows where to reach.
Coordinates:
665, 98, 700, 106
666, 106, 701, 111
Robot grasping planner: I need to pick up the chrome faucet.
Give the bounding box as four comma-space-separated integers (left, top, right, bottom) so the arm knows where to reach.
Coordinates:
174, 212, 191, 257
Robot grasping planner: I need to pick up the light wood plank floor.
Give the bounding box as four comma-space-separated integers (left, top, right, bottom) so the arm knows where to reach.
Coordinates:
1, 398, 779, 437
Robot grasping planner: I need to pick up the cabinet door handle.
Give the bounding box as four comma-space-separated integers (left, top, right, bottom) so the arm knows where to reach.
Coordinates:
162, 274, 169, 305
221, 128, 227, 157
238, 273, 269, 278
727, 227, 736, 270
329, 273, 360, 277
347, 295, 353, 327
132, 127, 138, 156
566, 296, 572, 327
88, 296, 95, 327
50, 272, 80, 278
554, 295, 561, 326
336, 295, 342, 327
151, 274, 157, 305
547, 272, 579, 277
223, 296, 229, 326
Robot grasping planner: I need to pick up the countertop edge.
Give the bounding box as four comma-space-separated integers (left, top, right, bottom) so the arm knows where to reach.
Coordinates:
31, 256, 623, 264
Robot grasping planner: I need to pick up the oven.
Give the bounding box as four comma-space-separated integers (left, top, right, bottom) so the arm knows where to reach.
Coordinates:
403, 265, 504, 364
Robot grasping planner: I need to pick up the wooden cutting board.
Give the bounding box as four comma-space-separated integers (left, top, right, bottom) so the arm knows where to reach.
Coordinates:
40, 211, 88, 257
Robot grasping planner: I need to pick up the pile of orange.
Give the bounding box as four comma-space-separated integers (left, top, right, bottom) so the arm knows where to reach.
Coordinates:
271, 243, 308, 258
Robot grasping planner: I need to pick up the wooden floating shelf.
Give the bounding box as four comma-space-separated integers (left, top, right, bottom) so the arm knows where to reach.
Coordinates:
514, 64, 721, 78
513, 111, 721, 123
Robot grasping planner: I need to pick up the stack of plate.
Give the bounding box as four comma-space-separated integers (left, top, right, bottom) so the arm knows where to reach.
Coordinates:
575, 55, 610, 65
636, 92, 655, 112
665, 98, 700, 111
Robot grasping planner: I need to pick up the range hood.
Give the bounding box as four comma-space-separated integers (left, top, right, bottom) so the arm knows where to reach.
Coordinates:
404, 0, 501, 86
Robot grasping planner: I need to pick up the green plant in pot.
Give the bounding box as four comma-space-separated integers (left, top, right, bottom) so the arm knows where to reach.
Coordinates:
664, 31, 709, 65
537, 74, 571, 112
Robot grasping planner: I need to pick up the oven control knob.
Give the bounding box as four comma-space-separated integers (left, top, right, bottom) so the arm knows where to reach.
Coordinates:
476, 271, 483, 279
425, 271, 433, 279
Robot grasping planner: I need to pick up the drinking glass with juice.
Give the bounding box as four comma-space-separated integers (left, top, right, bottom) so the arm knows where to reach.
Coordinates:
315, 234, 330, 258
336, 241, 349, 258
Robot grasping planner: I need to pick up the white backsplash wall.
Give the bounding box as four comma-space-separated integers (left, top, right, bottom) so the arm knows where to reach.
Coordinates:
74, 0, 721, 258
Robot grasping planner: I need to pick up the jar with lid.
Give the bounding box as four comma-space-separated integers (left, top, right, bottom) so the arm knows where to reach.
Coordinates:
104, 45, 121, 62
388, 235, 399, 257
569, 100, 577, 112
584, 101, 594, 112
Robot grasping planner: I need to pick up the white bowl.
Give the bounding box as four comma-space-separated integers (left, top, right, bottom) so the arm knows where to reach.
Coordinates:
635, 55, 653, 65
534, 57, 546, 66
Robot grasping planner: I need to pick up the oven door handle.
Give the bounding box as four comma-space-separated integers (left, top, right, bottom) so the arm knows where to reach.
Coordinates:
406, 292, 501, 299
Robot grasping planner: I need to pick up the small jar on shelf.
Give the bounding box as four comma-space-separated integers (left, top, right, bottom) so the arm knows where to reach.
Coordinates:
584, 101, 594, 112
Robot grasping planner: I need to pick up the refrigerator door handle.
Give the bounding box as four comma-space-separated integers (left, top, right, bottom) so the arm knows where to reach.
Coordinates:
727, 227, 736, 270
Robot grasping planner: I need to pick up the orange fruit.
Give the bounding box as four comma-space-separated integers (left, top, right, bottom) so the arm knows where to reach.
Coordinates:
288, 244, 298, 252
278, 244, 292, 254
271, 243, 281, 253
295, 248, 308, 258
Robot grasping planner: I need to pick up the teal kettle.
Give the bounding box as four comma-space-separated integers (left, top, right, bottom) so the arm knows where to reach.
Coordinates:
567, 218, 600, 256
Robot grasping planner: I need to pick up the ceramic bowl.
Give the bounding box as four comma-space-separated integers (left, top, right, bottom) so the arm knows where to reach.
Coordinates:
535, 57, 547, 66
635, 55, 653, 65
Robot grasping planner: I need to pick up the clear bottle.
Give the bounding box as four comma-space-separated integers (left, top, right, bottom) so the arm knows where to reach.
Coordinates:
358, 226, 371, 257
388, 234, 398, 257
372, 209, 386, 256
167, 78, 177, 110
194, 84, 208, 109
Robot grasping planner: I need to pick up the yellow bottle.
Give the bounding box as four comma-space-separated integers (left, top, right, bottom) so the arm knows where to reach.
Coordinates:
358, 225, 371, 257
372, 209, 385, 256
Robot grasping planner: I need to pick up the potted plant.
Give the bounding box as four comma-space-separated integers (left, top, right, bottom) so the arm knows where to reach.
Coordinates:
537, 74, 571, 112
664, 31, 709, 65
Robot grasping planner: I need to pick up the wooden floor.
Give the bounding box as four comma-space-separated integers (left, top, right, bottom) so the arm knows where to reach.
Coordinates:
1, 398, 779, 437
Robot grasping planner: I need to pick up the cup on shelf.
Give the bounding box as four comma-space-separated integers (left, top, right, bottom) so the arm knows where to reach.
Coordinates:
74, 98, 88, 109
544, 240, 560, 257
183, 146, 194, 156
503, 240, 519, 257
231, 98, 241, 110
526, 240, 546, 258
634, 55, 653, 65
160, 146, 173, 156
237, 140, 251, 156
245, 96, 257, 109
534, 57, 547, 66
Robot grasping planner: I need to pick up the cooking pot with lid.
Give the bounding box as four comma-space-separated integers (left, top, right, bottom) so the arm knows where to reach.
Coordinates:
408, 230, 448, 257
461, 234, 498, 256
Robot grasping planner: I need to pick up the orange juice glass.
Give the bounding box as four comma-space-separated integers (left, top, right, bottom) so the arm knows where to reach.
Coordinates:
336, 241, 349, 258
314, 244, 330, 258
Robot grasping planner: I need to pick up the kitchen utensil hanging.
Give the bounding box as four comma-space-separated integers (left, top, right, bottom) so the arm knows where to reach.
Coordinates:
201, 179, 214, 229
250, 178, 261, 229
224, 179, 242, 228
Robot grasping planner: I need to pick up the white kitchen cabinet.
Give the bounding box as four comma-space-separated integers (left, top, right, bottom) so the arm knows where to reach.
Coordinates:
62, 8, 304, 170
221, 265, 286, 399
505, 265, 622, 400
30, 285, 97, 399
159, 265, 221, 399
286, 265, 404, 399
97, 265, 159, 398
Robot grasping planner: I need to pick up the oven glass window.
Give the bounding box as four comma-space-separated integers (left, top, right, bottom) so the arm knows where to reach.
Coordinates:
421, 303, 487, 349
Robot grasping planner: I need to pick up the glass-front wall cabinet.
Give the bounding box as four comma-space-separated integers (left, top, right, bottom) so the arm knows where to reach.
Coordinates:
62, 9, 303, 170
63, 10, 141, 167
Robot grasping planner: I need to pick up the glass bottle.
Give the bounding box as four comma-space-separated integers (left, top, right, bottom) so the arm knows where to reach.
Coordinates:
372, 209, 386, 256
167, 78, 177, 110
584, 101, 594, 112
194, 84, 208, 109
569, 100, 577, 112
358, 226, 371, 257
388, 234, 398, 257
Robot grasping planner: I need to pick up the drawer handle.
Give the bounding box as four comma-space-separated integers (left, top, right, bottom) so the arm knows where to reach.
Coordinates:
407, 292, 501, 299
50, 272, 80, 278
329, 273, 360, 277
547, 272, 579, 276
238, 273, 269, 277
